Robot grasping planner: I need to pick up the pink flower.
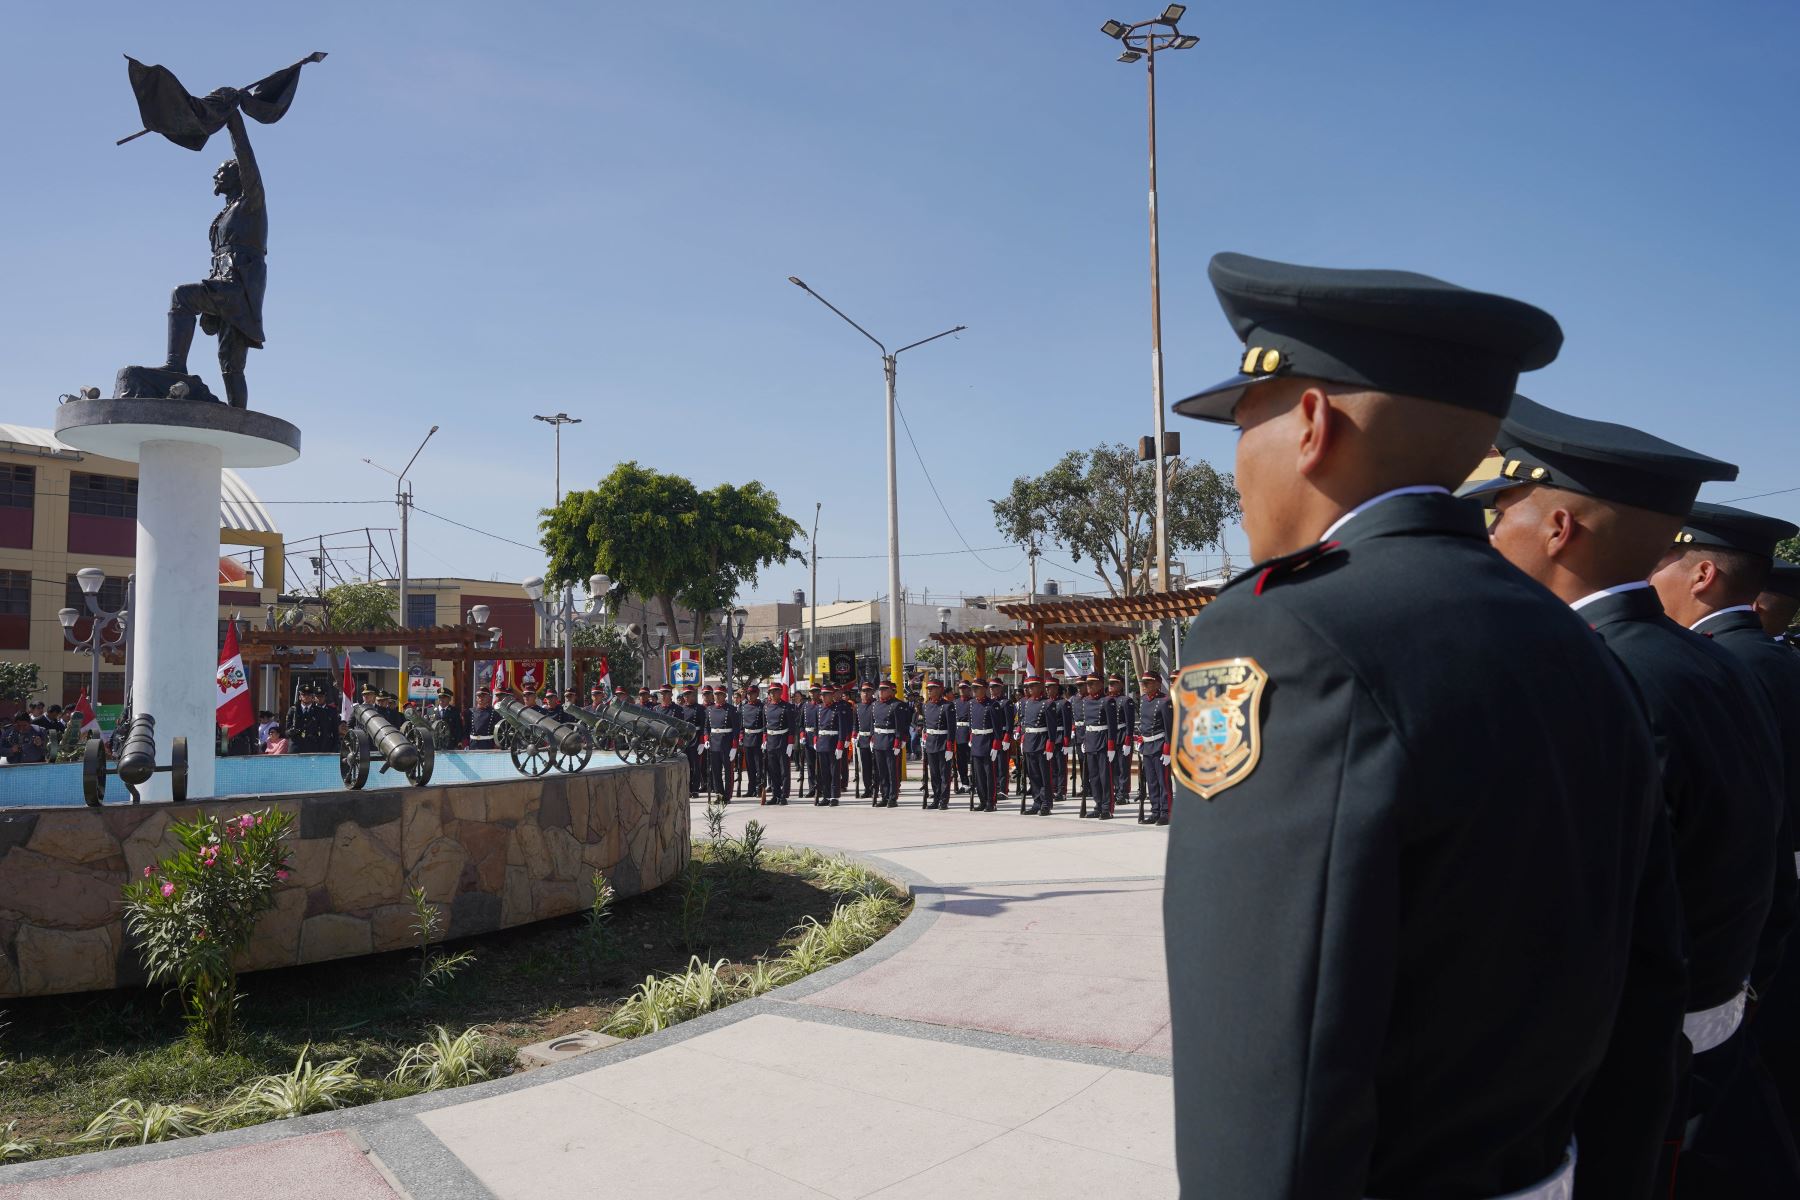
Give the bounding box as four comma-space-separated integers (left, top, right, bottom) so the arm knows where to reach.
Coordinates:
276, 870, 290, 881
160, 882, 175, 898
142, 865, 154, 878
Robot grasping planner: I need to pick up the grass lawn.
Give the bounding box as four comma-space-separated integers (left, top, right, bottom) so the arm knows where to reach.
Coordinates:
0, 841, 908, 1162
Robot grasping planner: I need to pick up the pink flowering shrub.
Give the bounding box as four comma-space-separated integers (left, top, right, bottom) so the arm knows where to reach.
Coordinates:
121, 807, 296, 1051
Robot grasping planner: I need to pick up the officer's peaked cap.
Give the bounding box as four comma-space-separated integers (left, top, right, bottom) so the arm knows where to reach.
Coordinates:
1458, 395, 1736, 517
1175, 253, 1563, 424
1766, 560, 1800, 600
1674, 501, 1798, 558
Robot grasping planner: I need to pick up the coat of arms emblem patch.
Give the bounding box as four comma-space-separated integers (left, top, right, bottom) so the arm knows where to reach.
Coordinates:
1172, 657, 1268, 799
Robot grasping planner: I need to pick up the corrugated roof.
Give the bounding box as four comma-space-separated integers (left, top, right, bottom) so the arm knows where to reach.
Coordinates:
0, 423, 277, 534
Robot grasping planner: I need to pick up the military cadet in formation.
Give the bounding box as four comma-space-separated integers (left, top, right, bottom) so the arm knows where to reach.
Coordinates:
702, 686, 740, 801
1103, 674, 1135, 812
285, 685, 328, 752
1010, 676, 1055, 815
1044, 676, 1071, 804
675, 685, 705, 798
1133, 672, 1172, 825
983, 678, 1012, 797
868, 679, 909, 808
952, 679, 974, 793
759, 683, 796, 805
964, 679, 1002, 811
1756, 560, 1800, 640
1649, 501, 1800, 1193
739, 682, 765, 797
1470, 396, 1780, 1196
467, 688, 499, 749
794, 686, 816, 797
1074, 673, 1116, 819
1162, 251, 1668, 1200
814, 683, 855, 806
917, 679, 954, 809
846, 684, 869, 797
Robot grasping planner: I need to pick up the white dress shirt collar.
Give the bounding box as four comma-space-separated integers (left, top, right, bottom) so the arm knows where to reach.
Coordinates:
1691, 604, 1757, 631
1319, 485, 1451, 543
1569, 581, 1653, 612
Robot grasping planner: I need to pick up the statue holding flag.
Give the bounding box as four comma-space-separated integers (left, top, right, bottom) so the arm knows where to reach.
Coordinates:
113, 53, 325, 410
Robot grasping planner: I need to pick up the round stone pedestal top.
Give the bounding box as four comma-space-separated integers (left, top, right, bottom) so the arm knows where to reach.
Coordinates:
54, 398, 301, 468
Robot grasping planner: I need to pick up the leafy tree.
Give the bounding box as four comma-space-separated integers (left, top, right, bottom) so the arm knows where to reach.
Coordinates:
321, 582, 399, 630
916, 643, 1013, 678
992, 443, 1239, 599
569, 622, 645, 691
701, 638, 783, 684
541, 463, 803, 643
0, 662, 43, 709
1777, 534, 1800, 565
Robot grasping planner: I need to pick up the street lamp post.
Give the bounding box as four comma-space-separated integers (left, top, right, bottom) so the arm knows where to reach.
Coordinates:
363, 425, 438, 695
59, 568, 131, 712
937, 607, 952, 687
625, 621, 669, 690
719, 607, 749, 690
1102, 5, 1198, 669
533, 413, 582, 689
464, 603, 501, 696
788, 277, 964, 693
523, 573, 609, 692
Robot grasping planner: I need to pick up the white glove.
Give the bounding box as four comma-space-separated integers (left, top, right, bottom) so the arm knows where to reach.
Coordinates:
1044, 749, 1054, 761
1106, 750, 1115, 761
728, 748, 737, 762
1160, 753, 1170, 767
835, 748, 843, 760
893, 745, 903, 757
989, 748, 997, 760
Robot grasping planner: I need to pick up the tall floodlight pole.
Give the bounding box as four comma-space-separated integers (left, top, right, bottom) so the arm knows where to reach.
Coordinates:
363, 425, 437, 696
534, 413, 581, 688
788, 278, 963, 691
1103, 6, 1199, 668
808, 502, 821, 687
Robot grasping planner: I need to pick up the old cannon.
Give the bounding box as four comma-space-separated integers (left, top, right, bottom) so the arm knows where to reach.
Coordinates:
82, 714, 187, 806
340, 702, 434, 789
493, 693, 592, 776
581, 697, 694, 764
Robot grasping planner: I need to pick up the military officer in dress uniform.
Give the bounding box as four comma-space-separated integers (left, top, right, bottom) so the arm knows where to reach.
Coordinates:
1652, 502, 1800, 1192
760, 683, 796, 805
918, 679, 954, 809
1162, 251, 1665, 1200
1756, 559, 1800, 641
1013, 676, 1055, 816
1045, 677, 1071, 804
739, 682, 766, 798
854, 684, 877, 798
1075, 674, 1116, 819
952, 679, 973, 793
869, 679, 909, 808
1471, 396, 1776, 1197
985, 678, 1012, 797
1132, 673, 1172, 824
794, 686, 815, 798
966, 679, 1002, 811
467, 688, 499, 749
676, 685, 705, 798
815, 684, 855, 806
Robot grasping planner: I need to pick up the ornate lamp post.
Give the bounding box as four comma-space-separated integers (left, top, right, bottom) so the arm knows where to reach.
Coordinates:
937, 607, 953, 686
625, 621, 669, 689
523, 574, 610, 691
59, 568, 132, 711
719, 607, 749, 690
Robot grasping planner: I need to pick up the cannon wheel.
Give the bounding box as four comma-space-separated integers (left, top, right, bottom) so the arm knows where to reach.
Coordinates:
82, 738, 107, 807
406, 736, 435, 787
557, 729, 593, 774
340, 729, 371, 790
510, 727, 554, 777
169, 737, 188, 803
495, 721, 521, 752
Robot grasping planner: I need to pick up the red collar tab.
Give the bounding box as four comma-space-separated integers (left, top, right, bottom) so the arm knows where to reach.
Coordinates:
1251, 539, 1342, 596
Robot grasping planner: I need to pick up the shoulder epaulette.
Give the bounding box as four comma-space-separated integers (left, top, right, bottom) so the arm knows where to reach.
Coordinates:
1221, 539, 1343, 597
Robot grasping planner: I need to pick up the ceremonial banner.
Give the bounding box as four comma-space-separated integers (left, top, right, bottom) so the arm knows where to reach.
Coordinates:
125, 52, 325, 151
215, 622, 254, 736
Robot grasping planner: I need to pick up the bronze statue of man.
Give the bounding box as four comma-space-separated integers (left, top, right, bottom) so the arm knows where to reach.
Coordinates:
117, 53, 323, 410
164, 92, 266, 409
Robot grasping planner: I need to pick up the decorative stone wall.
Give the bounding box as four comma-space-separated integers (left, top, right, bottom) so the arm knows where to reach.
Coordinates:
0, 761, 688, 998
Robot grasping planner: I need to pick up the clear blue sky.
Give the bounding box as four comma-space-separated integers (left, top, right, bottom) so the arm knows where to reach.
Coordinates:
7, 0, 1797, 605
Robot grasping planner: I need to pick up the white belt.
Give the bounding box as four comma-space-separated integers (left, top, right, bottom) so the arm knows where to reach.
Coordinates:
1684, 989, 1747, 1054
1139, 731, 1165, 743
956, 721, 971, 727
767, 727, 788, 734
1370, 1143, 1573, 1200
971, 728, 994, 735
874, 727, 896, 734
815, 731, 841, 739
1023, 726, 1049, 733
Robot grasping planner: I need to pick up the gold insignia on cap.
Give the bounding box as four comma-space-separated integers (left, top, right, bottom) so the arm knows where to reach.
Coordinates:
1259, 349, 1281, 374
1241, 346, 1261, 373
1530, 466, 1546, 480
1503, 459, 1524, 479
1675, 531, 1695, 544
1172, 657, 1268, 800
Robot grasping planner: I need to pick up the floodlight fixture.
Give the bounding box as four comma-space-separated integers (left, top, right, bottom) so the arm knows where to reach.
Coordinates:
1162, 4, 1186, 22
1100, 18, 1127, 37
1118, 50, 1142, 62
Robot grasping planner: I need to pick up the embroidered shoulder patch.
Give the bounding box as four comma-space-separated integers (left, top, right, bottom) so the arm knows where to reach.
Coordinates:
1172, 657, 1269, 799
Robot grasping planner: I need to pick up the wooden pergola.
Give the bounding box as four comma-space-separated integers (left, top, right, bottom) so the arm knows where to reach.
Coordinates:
929, 587, 1219, 680
238, 625, 602, 707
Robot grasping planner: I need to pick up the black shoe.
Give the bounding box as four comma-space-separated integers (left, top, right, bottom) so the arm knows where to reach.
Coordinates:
830, 798, 840, 806
1079, 810, 1096, 819
1138, 815, 1154, 824
1097, 811, 1113, 821
1037, 807, 1053, 816
1156, 815, 1170, 825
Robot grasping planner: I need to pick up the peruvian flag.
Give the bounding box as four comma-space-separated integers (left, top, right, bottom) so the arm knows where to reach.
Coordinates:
71, 689, 100, 735
779, 631, 796, 693
1025, 640, 1040, 678
339, 653, 356, 723
215, 621, 255, 736
597, 655, 612, 694
488, 633, 508, 693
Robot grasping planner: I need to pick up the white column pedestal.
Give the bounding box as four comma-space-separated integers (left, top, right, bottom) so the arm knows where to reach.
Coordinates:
132, 439, 224, 801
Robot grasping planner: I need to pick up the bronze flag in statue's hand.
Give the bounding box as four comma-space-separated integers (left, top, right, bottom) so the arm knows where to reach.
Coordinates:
122, 52, 325, 150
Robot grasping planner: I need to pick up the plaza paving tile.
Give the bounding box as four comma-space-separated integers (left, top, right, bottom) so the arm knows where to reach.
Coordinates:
0, 1131, 398, 1200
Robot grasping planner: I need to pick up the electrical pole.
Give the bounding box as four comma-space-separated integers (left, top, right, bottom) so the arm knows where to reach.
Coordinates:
364, 425, 436, 700
534, 413, 581, 688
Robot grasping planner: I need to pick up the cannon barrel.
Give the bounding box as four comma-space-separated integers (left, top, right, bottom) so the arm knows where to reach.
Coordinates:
494, 694, 589, 756
352, 703, 420, 771
116, 715, 158, 787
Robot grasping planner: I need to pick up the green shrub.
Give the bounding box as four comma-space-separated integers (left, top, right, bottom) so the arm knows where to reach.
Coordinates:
580, 872, 619, 982
678, 861, 714, 951
388, 1026, 490, 1092
218, 1047, 363, 1121
408, 886, 476, 1001
0, 1119, 39, 1162
71, 1099, 208, 1148
603, 957, 740, 1037
120, 808, 295, 1051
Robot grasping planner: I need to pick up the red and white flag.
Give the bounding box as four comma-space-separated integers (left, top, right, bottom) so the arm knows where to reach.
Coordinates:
215, 621, 254, 736
71, 689, 100, 735
488, 633, 508, 694
340, 653, 356, 723
596, 655, 612, 694
1024, 640, 1040, 678
778, 631, 796, 693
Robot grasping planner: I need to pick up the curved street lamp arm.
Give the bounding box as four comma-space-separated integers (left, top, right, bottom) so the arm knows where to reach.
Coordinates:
894, 325, 967, 357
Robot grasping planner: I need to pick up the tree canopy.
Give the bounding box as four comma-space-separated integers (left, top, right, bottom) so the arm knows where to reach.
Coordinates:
541, 462, 803, 642
992, 443, 1240, 597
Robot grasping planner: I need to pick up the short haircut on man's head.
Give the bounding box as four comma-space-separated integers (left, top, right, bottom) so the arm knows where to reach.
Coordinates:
1679, 545, 1772, 601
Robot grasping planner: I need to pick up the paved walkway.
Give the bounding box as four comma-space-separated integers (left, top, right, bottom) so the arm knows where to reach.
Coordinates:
1, 795, 1175, 1199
